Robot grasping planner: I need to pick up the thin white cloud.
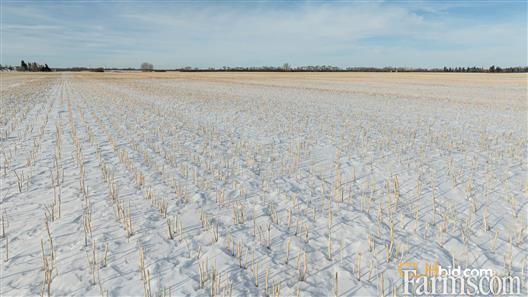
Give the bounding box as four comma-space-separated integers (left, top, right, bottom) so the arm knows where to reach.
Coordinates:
2, 2, 526, 68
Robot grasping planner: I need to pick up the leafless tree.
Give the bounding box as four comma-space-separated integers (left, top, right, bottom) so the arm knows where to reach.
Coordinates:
140, 62, 154, 71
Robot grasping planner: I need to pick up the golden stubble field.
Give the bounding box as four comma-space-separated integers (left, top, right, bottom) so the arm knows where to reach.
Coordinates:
1, 71, 527, 296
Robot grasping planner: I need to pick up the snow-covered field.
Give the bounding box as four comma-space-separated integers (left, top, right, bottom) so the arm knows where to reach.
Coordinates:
1, 72, 526, 296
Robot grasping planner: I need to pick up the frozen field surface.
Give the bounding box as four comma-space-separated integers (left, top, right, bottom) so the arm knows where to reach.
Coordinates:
1, 72, 526, 296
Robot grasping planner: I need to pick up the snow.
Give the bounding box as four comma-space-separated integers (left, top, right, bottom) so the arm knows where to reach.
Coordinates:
1, 72, 526, 296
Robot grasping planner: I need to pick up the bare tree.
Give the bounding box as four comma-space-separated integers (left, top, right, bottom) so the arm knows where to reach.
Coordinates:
140, 62, 154, 71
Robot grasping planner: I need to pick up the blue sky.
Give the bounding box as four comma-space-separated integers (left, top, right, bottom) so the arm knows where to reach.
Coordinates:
1, 0, 527, 68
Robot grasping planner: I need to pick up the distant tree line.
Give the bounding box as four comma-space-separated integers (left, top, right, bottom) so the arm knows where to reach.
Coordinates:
178, 65, 528, 73
10, 63, 526, 73
17, 60, 52, 72
441, 65, 528, 73
52, 67, 107, 72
